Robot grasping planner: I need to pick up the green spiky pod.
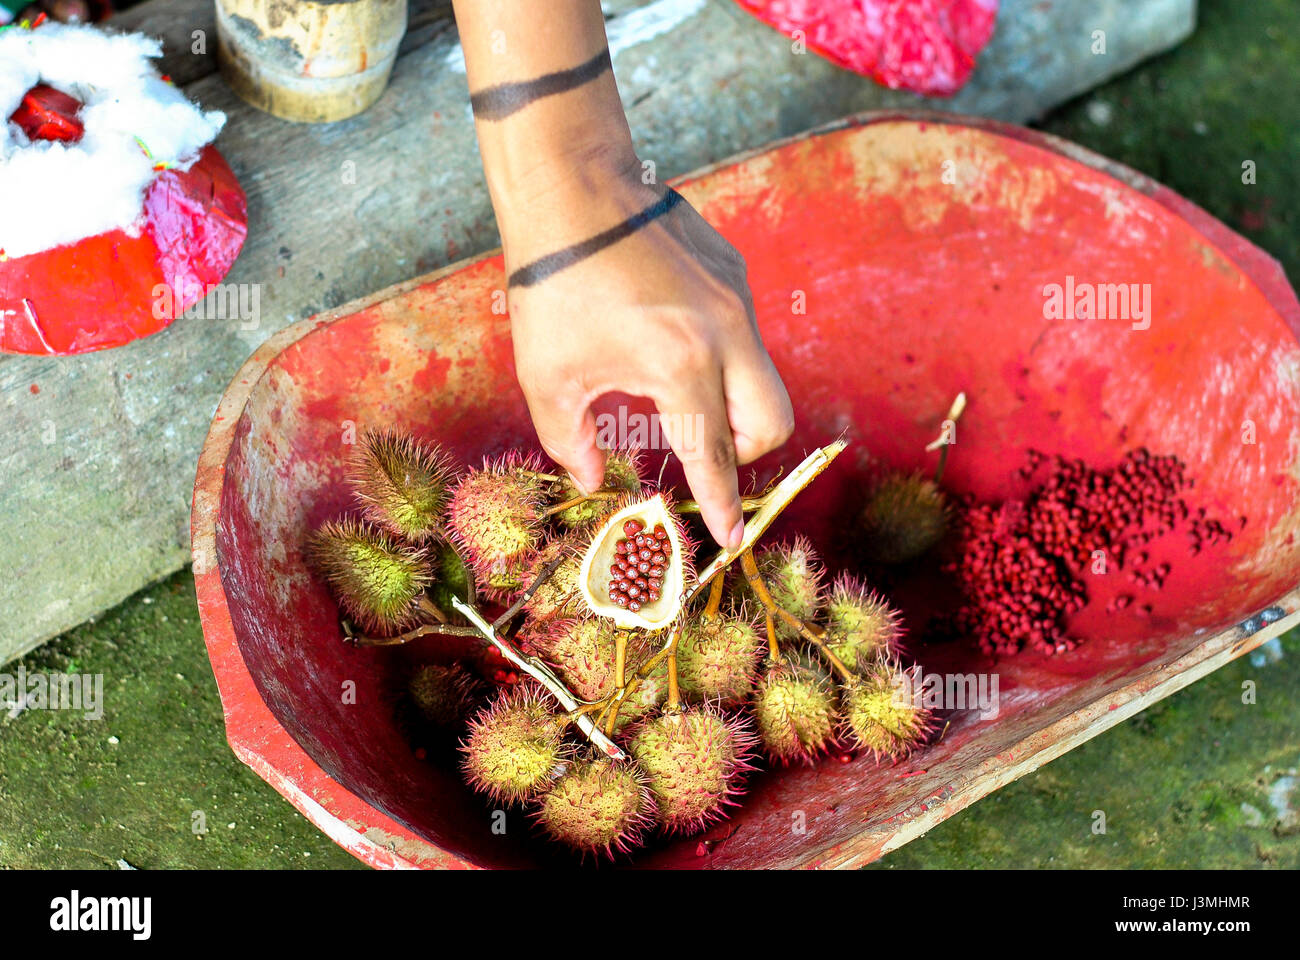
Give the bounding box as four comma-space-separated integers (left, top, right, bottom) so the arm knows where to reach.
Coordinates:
519, 536, 585, 622
461, 686, 568, 805
408, 662, 481, 729
427, 541, 475, 620
550, 449, 644, 529
346, 427, 455, 541
530, 619, 665, 733
627, 707, 757, 835
824, 573, 904, 669
732, 536, 825, 641
532, 759, 657, 859
753, 658, 839, 765
860, 470, 950, 564
446, 453, 546, 598
308, 517, 432, 634
840, 660, 934, 761
676, 613, 764, 705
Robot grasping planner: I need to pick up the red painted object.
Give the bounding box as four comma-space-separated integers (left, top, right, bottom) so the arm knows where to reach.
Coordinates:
0, 86, 247, 355
733, 0, 999, 95
192, 113, 1300, 869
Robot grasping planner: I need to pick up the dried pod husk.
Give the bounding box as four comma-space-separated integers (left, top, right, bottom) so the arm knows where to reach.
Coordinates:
446, 453, 546, 595
860, 470, 950, 564
532, 758, 657, 859
550, 449, 644, 528
519, 536, 585, 622
734, 536, 825, 641
408, 662, 481, 729
308, 517, 431, 634
676, 613, 764, 705
824, 573, 904, 669
753, 657, 839, 765
627, 706, 756, 835
531, 618, 665, 733
461, 686, 568, 805
840, 660, 934, 761
577, 492, 694, 632
346, 427, 455, 540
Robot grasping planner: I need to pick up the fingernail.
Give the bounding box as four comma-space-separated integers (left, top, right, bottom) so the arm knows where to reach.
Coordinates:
726, 519, 745, 552
567, 471, 592, 496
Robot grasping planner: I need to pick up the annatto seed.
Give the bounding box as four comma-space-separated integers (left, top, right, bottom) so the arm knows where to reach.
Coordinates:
623, 520, 643, 537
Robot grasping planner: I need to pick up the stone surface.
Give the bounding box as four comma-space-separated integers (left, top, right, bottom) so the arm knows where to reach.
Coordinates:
0, 0, 1196, 664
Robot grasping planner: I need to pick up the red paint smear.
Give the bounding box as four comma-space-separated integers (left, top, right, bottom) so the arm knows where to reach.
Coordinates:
733, 0, 999, 95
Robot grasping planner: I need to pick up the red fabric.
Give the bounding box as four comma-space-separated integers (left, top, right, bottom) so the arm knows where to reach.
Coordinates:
1, 86, 247, 355
733, 0, 999, 96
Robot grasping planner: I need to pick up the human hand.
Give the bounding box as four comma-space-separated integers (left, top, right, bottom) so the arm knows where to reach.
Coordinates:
501, 151, 794, 552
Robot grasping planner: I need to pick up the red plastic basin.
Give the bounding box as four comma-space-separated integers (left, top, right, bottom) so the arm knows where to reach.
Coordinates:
192, 112, 1300, 869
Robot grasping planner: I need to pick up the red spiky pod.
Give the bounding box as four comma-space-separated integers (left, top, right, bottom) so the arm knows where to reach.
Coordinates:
531, 758, 657, 859
446, 451, 547, 598
529, 618, 666, 734
460, 684, 569, 805
752, 656, 840, 766
518, 534, 585, 622
732, 535, 826, 641
839, 659, 935, 762
626, 706, 757, 835
823, 572, 905, 668
675, 610, 764, 705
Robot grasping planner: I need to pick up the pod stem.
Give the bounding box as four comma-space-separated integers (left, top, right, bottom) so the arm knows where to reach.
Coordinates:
926, 391, 967, 485
739, 549, 856, 683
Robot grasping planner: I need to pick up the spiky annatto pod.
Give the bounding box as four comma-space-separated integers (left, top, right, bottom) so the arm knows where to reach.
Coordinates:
627, 707, 757, 835
824, 573, 904, 669
676, 614, 764, 704
520, 536, 584, 622
577, 492, 695, 632
840, 661, 933, 761
532, 759, 657, 859
860, 470, 950, 564
734, 536, 824, 640
428, 541, 474, 618
408, 662, 480, 728
346, 427, 455, 541
308, 517, 431, 634
532, 619, 665, 733
446, 453, 545, 591
461, 687, 568, 805
552, 449, 644, 528
753, 659, 838, 765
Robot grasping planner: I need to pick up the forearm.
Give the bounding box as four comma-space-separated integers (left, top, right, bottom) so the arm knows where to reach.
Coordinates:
451, 0, 643, 260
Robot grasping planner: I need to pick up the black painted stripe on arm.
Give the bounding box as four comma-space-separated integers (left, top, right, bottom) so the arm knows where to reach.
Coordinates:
508, 188, 686, 288
470, 48, 614, 121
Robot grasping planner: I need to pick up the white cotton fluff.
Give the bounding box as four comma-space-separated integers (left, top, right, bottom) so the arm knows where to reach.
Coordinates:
0, 24, 226, 260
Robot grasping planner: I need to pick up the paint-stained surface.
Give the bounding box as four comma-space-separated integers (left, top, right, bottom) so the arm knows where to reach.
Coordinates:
0, 145, 247, 355
192, 114, 1300, 869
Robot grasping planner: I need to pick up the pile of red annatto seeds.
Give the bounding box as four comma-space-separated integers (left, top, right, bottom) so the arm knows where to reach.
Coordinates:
937, 447, 1233, 656
607, 520, 671, 612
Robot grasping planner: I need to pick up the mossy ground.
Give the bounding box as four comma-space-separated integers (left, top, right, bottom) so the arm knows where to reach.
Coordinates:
2, 0, 1297, 869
